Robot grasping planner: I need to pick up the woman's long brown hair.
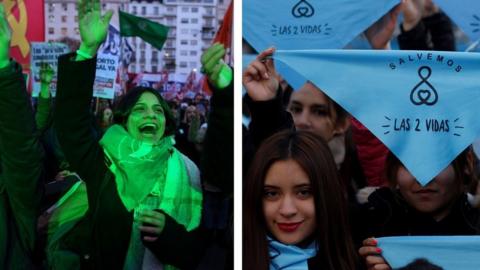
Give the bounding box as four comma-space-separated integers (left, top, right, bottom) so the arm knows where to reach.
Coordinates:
243, 130, 358, 270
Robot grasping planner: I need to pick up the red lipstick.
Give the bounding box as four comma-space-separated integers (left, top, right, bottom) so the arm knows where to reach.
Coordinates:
277, 222, 302, 232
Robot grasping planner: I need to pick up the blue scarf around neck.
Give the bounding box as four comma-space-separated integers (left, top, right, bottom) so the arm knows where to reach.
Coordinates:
268, 237, 317, 270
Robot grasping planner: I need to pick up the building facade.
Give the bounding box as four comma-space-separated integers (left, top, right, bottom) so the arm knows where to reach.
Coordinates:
44, 0, 229, 80
44, 0, 129, 42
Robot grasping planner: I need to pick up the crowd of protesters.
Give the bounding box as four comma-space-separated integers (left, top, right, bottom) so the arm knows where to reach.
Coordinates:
0, 0, 232, 269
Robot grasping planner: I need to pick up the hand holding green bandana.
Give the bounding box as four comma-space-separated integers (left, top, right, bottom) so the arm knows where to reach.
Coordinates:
200, 43, 232, 89
242, 47, 280, 101
76, 0, 113, 61
138, 209, 166, 242
0, 4, 11, 69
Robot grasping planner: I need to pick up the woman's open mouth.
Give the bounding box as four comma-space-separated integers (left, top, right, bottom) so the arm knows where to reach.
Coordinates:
139, 123, 158, 137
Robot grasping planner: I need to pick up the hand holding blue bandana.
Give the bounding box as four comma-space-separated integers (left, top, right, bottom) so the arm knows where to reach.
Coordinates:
402, 0, 432, 31
243, 53, 306, 91
242, 47, 280, 101
358, 238, 389, 270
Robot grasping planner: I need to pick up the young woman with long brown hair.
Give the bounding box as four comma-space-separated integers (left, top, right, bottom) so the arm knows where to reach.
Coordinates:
243, 130, 358, 270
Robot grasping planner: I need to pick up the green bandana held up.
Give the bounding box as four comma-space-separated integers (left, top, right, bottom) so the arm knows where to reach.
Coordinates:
99, 124, 202, 231
215, 61, 233, 89
47, 181, 88, 237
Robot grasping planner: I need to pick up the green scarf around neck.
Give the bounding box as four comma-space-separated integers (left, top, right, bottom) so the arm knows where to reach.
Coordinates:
99, 124, 202, 231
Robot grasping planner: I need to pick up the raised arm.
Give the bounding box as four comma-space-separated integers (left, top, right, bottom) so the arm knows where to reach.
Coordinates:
35, 63, 54, 133
199, 43, 234, 193
0, 3, 43, 264
243, 47, 294, 149
358, 238, 392, 270
242, 47, 279, 101
53, 0, 113, 193
76, 0, 113, 61
397, 0, 431, 50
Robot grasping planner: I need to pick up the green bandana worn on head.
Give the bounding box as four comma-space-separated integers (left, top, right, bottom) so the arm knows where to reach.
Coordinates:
99, 125, 202, 231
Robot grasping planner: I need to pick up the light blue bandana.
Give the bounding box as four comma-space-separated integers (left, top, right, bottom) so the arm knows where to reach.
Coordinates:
274, 49, 480, 186
268, 237, 317, 270
243, 0, 400, 52
378, 236, 480, 270
434, 0, 480, 42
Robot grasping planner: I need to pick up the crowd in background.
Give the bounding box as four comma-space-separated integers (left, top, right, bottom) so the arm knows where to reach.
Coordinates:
0, 0, 232, 269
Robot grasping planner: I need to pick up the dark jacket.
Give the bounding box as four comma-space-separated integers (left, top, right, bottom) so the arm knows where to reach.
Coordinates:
307, 255, 361, 270
54, 53, 207, 269
0, 61, 43, 269
200, 80, 233, 194
175, 121, 201, 166
353, 187, 480, 245
244, 90, 293, 150
398, 12, 456, 51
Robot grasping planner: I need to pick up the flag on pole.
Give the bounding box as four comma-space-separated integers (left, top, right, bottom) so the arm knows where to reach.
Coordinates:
214, 1, 233, 63
5, 0, 45, 67
203, 1, 233, 93
119, 10, 169, 51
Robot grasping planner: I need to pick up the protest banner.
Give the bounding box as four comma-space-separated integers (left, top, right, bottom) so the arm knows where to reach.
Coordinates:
94, 25, 121, 99
378, 236, 480, 270
133, 73, 163, 89
30, 42, 70, 97
5, 0, 44, 68
243, 0, 400, 52
94, 53, 119, 99
274, 49, 480, 186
